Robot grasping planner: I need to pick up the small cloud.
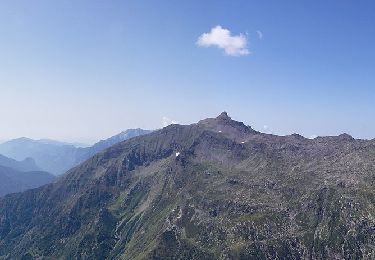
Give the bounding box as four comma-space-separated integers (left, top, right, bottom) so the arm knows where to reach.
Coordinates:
196, 25, 250, 56
263, 125, 273, 134
162, 116, 178, 127
256, 30, 263, 40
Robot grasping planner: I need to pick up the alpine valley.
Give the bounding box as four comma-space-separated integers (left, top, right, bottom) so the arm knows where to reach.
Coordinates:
1, 113, 375, 259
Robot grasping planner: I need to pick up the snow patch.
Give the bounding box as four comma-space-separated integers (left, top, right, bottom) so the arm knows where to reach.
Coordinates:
175, 152, 180, 157
177, 208, 182, 219
241, 141, 245, 144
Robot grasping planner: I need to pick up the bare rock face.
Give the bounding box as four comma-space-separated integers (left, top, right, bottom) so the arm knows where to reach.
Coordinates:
1, 113, 375, 259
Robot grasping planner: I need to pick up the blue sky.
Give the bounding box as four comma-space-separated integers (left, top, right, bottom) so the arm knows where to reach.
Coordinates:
0, 0, 374, 143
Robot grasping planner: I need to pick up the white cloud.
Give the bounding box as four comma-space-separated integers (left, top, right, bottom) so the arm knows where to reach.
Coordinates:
256, 30, 263, 40
263, 125, 273, 134
196, 25, 250, 56
162, 116, 178, 127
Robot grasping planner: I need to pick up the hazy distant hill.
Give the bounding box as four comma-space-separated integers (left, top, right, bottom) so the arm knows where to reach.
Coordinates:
0, 154, 40, 172
0, 165, 55, 197
0, 129, 152, 175
1, 113, 375, 259
0, 137, 79, 175
37, 139, 90, 148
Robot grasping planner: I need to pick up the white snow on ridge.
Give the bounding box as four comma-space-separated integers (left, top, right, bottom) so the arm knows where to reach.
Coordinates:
176, 152, 180, 157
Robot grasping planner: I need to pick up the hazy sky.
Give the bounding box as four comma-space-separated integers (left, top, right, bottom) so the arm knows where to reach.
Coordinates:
1, 0, 375, 143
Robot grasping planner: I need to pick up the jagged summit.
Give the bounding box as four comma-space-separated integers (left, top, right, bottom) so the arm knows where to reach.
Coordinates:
197, 112, 258, 142
216, 111, 231, 120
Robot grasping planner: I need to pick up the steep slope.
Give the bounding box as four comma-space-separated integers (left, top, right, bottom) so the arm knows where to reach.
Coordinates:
0, 129, 151, 175
0, 166, 55, 197
74, 128, 153, 165
88, 128, 152, 152
0, 154, 40, 172
1, 113, 375, 259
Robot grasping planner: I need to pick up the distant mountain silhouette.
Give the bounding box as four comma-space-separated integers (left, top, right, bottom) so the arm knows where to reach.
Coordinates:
0, 165, 55, 197
0, 137, 79, 175
37, 139, 90, 148
0, 129, 152, 175
0, 154, 40, 172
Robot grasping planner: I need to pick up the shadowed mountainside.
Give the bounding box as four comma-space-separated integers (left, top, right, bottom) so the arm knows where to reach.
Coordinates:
0, 165, 55, 197
0, 113, 375, 259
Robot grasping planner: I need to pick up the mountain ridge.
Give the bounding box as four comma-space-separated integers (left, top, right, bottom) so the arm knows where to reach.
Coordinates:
0, 154, 40, 172
0, 113, 375, 259
0, 165, 55, 197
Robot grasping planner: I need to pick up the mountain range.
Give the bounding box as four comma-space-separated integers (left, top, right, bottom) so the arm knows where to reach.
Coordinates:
0, 154, 56, 197
0, 154, 40, 172
0, 165, 55, 197
0, 112, 375, 259
0, 128, 152, 175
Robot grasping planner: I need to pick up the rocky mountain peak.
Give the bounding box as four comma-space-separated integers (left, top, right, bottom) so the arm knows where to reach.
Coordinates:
197, 112, 258, 142
216, 111, 231, 120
